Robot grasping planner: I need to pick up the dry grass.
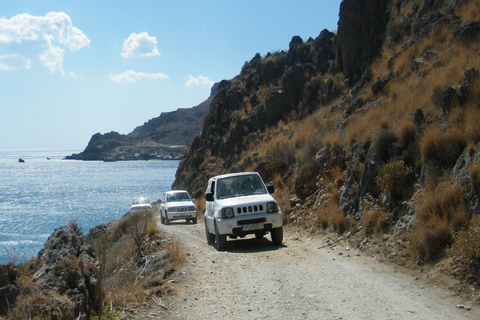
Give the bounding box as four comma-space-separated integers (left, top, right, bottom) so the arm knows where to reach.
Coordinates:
409, 181, 469, 261
314, 201, 347, 234
6, 275, 49, 319
196, 195, 206, 217
420, 126, 467, 169
447, 215, 480, 287
456, 0, 480, 22
409, 217, 453, 262
320, 165, 344, 203
470, 163, 480, 191
363, 208, 389, 235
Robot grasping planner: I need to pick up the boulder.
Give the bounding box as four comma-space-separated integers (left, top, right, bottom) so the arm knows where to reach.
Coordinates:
454, 21, 480, 43
32, 226, 101, 319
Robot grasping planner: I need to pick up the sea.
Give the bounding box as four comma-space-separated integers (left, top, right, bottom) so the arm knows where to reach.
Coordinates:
0, 148, 179, 265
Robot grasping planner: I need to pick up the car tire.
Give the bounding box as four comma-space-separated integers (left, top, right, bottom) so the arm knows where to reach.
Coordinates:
215, 223, 227, 251
192, 217, 197, 224
271, 227, 283, 245
205, 222, 215, 245
165, 212, 170, 225
160, 213, 165, 224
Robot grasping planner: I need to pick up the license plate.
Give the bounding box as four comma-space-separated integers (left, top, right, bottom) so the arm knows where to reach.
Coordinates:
243, 223, 263, 231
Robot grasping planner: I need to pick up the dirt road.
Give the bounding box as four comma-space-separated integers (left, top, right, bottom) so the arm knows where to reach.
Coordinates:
135, 219, 478, 320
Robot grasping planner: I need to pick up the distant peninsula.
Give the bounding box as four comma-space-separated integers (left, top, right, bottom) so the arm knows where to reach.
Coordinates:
66, 83, 219, 161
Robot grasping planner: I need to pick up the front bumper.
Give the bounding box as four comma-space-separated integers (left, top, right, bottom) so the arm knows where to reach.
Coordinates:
216, 211, 283, 235
167, 211, 197, 220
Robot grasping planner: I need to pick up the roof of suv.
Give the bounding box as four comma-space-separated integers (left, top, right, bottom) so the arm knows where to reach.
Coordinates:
164, 190, 189, 195
209, 172, 259, 180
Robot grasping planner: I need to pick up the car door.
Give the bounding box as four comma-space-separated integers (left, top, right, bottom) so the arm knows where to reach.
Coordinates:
205, 180, 215, 232
160, 194, 166, 218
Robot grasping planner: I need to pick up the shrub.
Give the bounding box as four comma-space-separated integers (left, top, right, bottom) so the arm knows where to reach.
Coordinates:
320, 165, 344, 203
420, 126, 467, 169
363, 208, 389, 235
410, 181, 469, 261
375, 159, 406, 207
470, 164, 480, 193
447, 215, 480, 286
316, 208, 329, 230
371, 129, 399, 163
68, 220, 84, 237
417, 182, 468, 228
410, 217, 453, 261
294, 161, 321, 200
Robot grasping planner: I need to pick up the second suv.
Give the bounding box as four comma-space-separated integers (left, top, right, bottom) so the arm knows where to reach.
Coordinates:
160, 190, 197, 224
204, 172, 283, 250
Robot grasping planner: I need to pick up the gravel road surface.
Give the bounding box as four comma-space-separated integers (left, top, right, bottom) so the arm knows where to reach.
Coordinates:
133, 219, 478, 320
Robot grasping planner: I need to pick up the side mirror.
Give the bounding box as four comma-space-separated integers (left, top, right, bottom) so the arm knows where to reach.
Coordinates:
267, 185, 275, 194
206, 193, 214, 202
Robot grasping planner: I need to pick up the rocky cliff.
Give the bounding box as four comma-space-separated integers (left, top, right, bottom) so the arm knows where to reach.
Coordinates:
173, 0, 480, 297
66, 83, 219, 161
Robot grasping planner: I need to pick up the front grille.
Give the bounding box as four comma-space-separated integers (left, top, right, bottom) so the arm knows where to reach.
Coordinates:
237, 218, 266, 225
236, 204, 264, 214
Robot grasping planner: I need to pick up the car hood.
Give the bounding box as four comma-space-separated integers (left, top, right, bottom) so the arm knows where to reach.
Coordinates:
216, 194, 276, 207
165, 201, 195, 208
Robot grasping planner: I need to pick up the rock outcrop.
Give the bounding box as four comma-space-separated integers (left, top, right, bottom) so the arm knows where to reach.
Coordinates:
0, 226, 101, 319
336, 0, 391, 83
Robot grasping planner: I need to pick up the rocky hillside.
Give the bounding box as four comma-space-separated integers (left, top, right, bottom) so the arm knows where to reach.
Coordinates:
66, 83, 219, 161
174, 0, 480, 300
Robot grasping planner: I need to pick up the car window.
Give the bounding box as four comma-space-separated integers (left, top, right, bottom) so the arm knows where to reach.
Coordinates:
167, 192, 191, 202
216, 174, 267, 199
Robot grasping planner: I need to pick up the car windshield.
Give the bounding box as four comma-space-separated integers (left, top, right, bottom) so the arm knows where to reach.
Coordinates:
166, 192, 191, 202
216, 174, 267, 200
133, 198, 149, 205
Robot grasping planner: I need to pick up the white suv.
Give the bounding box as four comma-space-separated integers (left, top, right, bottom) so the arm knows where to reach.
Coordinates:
160, 190, 197, 224
204, 172, 283, 250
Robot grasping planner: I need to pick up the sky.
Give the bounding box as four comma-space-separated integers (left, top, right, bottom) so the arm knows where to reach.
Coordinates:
0, 0, 343, 150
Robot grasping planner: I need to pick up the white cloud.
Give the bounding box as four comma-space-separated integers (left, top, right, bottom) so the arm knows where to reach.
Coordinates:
0, 54, 31, 70
121, 32, 160, 58
0, 12, 90, 75
109, 70, 169, 84
185, 75, 214, 88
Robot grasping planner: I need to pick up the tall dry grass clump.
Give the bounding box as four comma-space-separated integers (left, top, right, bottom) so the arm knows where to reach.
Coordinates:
447, 215, 480, 288
363, 208, 389, 236
456, 0, 480, 22
409, 181, 468, 261
320, 165, 344, 203
315, 201, 347, 234
375, 159, 406, 205
420, 126, 467, 182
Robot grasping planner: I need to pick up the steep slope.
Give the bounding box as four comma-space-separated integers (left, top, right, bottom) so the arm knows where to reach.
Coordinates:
173, 0, 480, 302
66, 83, 219, 161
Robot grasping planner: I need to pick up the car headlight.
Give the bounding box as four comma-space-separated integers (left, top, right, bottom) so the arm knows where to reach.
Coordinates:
167, 207, 177, 212
222, 207, 234, 218
266, 202, 278, 213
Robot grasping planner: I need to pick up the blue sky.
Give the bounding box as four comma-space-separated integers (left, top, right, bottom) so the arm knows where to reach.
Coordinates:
0, 0, 342, 150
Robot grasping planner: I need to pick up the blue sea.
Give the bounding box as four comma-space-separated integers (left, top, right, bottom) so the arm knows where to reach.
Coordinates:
0, 149, 179, 264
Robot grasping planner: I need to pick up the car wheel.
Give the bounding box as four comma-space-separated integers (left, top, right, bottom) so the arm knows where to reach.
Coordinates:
192, 217, 197, 224
165, 213, 170, 225
160, 213, 165, 224
271, 227, 283, 245
205, 221, 215, 245
215, 223, 227, 251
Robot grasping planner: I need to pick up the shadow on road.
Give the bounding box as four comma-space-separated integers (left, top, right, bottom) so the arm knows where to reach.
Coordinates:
208, 236, 287, 253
